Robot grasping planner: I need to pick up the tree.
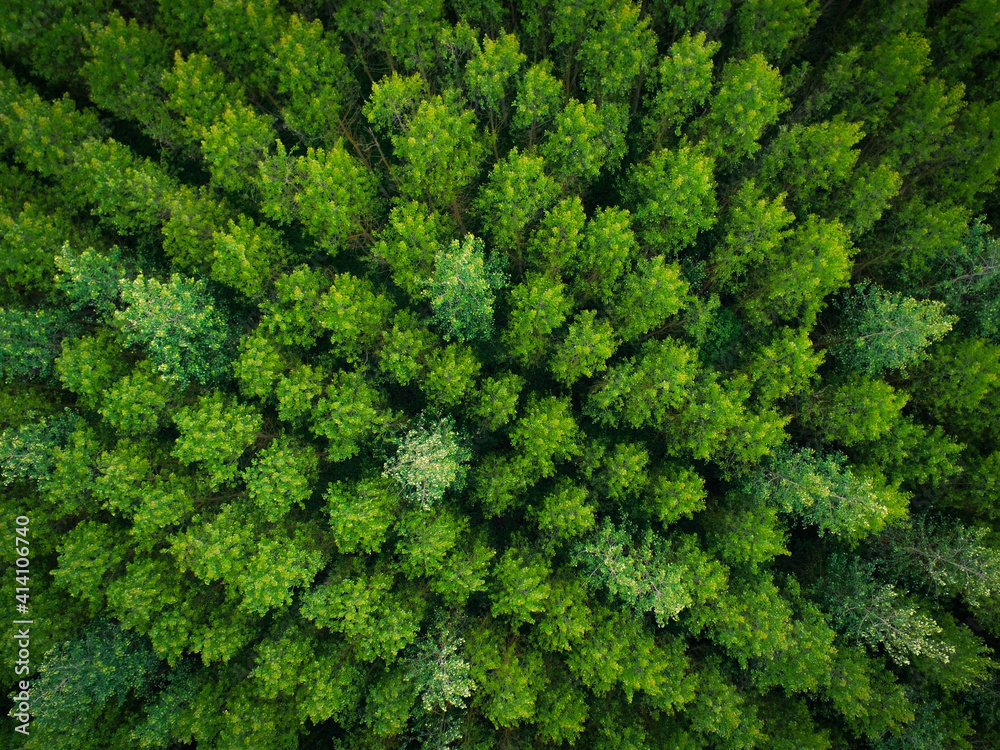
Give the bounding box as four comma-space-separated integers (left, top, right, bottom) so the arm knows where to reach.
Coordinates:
325, 475, 399, 554
267, 13, 352, 143
0, 411, 78, 486
384, 417, 471, 510
750, 447, 910, 542
243, 435, 318, 522
572, 522, 694, 626
99, 360, 175, 436
550, 310, 617, 386
202, 0, 282, 91
309, 370, 390, 462
743, 214, 854, 326
55, 329, 128, 410
710, 180, 795, 286
73, 137, 177, 235
372, 201, 456, 300
200, 103, 274, 195
610, 255, 689, 341
738, 325, 824, 406
642, 32, 720, 148
647, 463, 708, 526
877, 518, 1000, 615
687, 572, 794, 668
577, 1, 657, 105
405, 619, 476, 748
27, 620, 162, 750
834, 282, 956, 373
511, 61, 563, 145
800, 374, 908, 447
420, 343, 482, 407
473, 149, 559, 254
734, 0, 819, 61
586, 337, 699, 429
81, 12, 180, 147
291, 143, 379, 253
502, 272, 574, 365
171, 391, 262, 489
491, 545, 553, 625
211, 215, 286, 297
465, 29, 525, 140
54, 244, 129, 320
428, 234, 505, 342
0, 76, 106, 181
532, 478, 595, 542
625, 142, 717, 255
820, 555, 953, 666
525, 195, 586, 275
114, 273, 231, 386
317, 271, 394, 361
563, 205, 637, 304
541, 99, 625, 188
934, 216, 1000, 342
697, 54, 789, 167
161, 186, 235, 272
162, 51, 246, 143
387, 91, 486, 210
757, 119, 864, 212
0, 307, 76, 383
510, 395, 582, 481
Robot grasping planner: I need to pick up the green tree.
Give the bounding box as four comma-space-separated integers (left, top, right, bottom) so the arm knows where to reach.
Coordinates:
697, 54, 789, 167
171, 391, 262, 489
473, 149, 559, 255
114, 273, 231, 386
541, 99, 625, 188
211, 215, 286, 297
200, 103, 273, 195
0, 307, 76, 383
571, 206, 639, 302
428, 234, 504, 342
243, 435, 318, 522
384, 91, 486, 210
310, 370, 390, 462
834, 282, 956, 373
384, 417, 471, 510
642, 32, 720, 148
751, 447, 910, 542
550, 310, 617, 386
267, 13, 352, 143
82, 12, 180, 147
821, 555, 953, 666
162, 51, 245, 143
503, 272, 574, 365
610, 255, 689, 341
405, 620, 476, 748
465, 29, 526, 142
625, 142, 717, 255
27, 620, 162, 750
743, 214, 854, 326
801, 374, 908, 447
577, 1, 657, 105
734, 0, 819, 61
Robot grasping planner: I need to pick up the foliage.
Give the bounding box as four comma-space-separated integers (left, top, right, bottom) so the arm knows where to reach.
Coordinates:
835, 282, 956, 373
5, 3, 1000, 747
114, 274, 231, 386
428, 234, 505, 342
384, 417, 471, 510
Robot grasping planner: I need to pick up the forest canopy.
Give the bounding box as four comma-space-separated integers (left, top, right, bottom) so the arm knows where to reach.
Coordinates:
2, 1, 1000, 748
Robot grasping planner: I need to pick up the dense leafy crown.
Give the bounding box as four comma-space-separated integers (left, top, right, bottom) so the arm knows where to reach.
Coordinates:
2, 1, 1000, 749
